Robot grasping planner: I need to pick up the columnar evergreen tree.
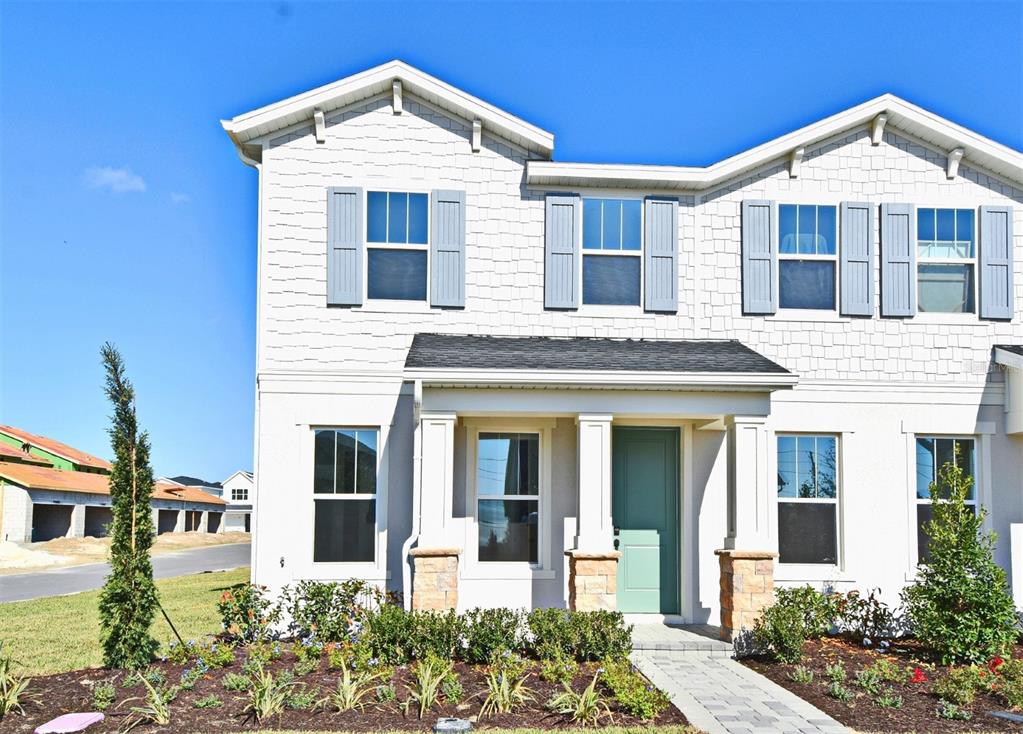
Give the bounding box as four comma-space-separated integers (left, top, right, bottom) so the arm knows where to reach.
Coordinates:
98, 343, 159, 669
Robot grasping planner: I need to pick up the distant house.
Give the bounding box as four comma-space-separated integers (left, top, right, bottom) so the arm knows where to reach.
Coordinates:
0, 425, 226, 543
160, 475, 225, 499
221, 471, 254, 533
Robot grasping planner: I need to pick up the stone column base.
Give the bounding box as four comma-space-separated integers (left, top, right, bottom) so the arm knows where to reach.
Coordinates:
566, 550, 621, 612
715, 549, 777, 641
410, 547, 460, 611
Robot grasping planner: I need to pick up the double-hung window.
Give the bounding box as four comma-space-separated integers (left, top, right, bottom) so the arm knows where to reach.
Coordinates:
231, 487, 248, 501
914, 436, 975, 562
312, 428, 377, 563
917, 208, 975, 313
777, 434, 839, 564
476, 432, 539, 563
778, 204, 837, 310
582, 198, 642, 306
366, 191, 429, 301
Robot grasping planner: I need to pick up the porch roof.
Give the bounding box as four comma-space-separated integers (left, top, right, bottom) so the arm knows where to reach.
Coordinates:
405, 333, 796, 391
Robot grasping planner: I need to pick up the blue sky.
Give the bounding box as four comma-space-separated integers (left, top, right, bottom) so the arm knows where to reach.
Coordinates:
1, 1, 1020, 481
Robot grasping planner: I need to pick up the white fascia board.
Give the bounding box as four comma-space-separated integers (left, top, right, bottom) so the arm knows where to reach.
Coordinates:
221, 60, 554, 157
526, 94, 1023, 190
404, 368, 798, 391
994, 348, 1023, 371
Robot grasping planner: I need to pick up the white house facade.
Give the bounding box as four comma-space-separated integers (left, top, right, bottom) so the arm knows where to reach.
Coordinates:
221, 470, 254, 533
224, 61, 1023, 637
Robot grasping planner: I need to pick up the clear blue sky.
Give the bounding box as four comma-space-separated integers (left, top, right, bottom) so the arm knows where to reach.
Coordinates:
1, 1, 1020, 481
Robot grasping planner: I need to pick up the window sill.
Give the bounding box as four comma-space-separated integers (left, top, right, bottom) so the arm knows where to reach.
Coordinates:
360, 300, 436, 313
461, 564, 556, 581
577, 305, 652, 319
910, 312, 978, 325
766, 310, 850, 323
775, 564, 853, 583
300, 563, 390, 581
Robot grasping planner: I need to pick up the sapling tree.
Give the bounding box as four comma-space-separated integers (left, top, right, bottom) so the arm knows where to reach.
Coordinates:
902, 447, 1017, 664
98, 343, 159, 669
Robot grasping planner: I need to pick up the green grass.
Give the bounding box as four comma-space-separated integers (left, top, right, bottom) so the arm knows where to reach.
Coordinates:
0, 567, 247, 675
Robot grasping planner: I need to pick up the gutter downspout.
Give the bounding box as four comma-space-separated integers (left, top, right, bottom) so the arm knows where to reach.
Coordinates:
400, 379, 423, 610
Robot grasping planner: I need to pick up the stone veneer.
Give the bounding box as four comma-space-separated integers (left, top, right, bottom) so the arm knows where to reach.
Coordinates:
715, 549, 777, 641
566, 550, 621, 611
410, 547, 460, 611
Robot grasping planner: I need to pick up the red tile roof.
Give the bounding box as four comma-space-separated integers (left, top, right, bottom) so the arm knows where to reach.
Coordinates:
0, 426, 112, 470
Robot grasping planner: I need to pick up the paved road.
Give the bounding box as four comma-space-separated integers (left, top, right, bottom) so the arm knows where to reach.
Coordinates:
0, 542, 250, 603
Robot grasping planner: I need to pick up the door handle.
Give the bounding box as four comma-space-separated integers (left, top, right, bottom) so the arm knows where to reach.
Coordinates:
614, 538, 620, 551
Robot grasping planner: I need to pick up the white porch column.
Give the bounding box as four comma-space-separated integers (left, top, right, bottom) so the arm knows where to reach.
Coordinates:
574, 414, 614, 552
723, 415, 771, 550
417, 412, 457, 548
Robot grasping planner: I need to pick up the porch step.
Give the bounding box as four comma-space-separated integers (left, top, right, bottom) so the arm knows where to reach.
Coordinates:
630, 623, 733, 655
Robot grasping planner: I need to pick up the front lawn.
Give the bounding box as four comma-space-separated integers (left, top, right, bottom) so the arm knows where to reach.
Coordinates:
0, 567, 247, 675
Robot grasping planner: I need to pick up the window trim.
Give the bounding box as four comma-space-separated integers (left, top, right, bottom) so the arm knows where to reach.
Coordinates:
774, 432, 842, 568
580, 196, 644, 308
304, 424, 388, 579
911, 434, 977, 564
463, 419, 555, 580
364, 189, 431, 304
777, 203, 839, 312
915, 207, 977, 315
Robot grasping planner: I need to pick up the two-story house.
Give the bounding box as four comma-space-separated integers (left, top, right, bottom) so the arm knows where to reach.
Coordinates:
223, 60, 1022, 638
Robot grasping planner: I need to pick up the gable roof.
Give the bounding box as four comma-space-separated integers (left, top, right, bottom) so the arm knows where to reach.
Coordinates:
222, 470, 253, 485
0, 425, 112, 471
0, 442, 52, 466
0, 463, 226, 506
222, 60, 554, 162
526, 93, 1023, 190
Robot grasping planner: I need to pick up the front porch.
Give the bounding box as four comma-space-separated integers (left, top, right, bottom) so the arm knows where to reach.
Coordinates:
402, 333, 797, 640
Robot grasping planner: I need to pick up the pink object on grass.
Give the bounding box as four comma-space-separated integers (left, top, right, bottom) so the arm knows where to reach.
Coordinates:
35, 712, 104, 734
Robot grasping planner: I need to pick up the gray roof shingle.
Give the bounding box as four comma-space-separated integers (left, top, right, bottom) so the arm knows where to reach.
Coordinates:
995, 345, 1023, 357
405, 333, 790, 374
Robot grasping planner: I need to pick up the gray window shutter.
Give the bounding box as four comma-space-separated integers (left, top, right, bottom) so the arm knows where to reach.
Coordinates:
544, 194, 580, 309
644, 197, 678, 313
430, 190, 466, 308
326, 187, 364, 306
880, 203, 916, 316
979, 205, 1014, 320
741, 200, 777, 314
839, 201, 875, 316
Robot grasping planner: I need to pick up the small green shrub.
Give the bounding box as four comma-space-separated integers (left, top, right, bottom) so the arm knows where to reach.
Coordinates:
92, 681, 116, 711
163, 640, 196, 665
292, 656, 318, 677
375, 683, 397, 703
244, 669, 293, 721
933, 666, 985, 706
462, 608, 523, 664
282, 580, 375, 642
179, 666, 204, 691
245, 640, 282, 669
480, 667, 533, 717
854, 668, 882, 695
539, 653, 578, 685
936, 700, 972, 720
826, 681, 853, 701
222, 672, 251, 692
600, 660, 669, 721
789, 665, 814, 684
319, 658, 387, 712
197, 641, 235, 670
835, 589, 895, 641
903, 453, 1017, 665
824, 662, 846, 684
526, 608, 576, 659
193, 694, 222, 709
867, 657, 910, 684
363, 603, 415, 666
874, 688, 903, 708
751, 585, 836, 663
996, 659, 1023, 709
546, 673, 612, 725
217, 584, 281, 642
292, 640, 323, 664
404, 656, 453, 718
441, 675, 463, 704
286, 684, 318, 710
572, 611, 632, 662
410, 610, 465, 661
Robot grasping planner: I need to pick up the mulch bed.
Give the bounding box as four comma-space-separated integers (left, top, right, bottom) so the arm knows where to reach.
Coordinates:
743, 637, 1023, 733
0, 647, 687, 733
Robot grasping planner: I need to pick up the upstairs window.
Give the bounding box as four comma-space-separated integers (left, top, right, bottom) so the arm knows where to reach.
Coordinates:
915, 436, 975, 562
313, 428, 377, 563
917, 208, 975, 313
777, 435, 839, 564
366, 191, 429, 301
231, 487, 248, 501
582, 198, 642, 306
778, 204, 837, 310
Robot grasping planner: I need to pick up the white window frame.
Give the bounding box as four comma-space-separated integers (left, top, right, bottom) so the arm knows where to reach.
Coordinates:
580, 197, 644, 309
916, 207, 977, 315
777, 203, 839, 312
775, 432, 841, 568
305, 425, 386, 578
365, 189, 431, 304
463, 419, 554, 580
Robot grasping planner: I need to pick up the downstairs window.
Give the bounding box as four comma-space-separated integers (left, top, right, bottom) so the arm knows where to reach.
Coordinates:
777, 434, 839, 564
312, 428, 377, 562
476, 432, 539, 563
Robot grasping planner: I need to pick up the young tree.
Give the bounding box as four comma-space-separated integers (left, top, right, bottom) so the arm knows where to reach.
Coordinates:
98, 343, 159, 668
902, 449, 1017, 664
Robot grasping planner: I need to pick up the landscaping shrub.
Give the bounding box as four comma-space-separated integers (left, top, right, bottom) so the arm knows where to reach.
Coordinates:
933, 666, 987, 706
902, 453, 1017, 665
526, 608, 576, 659
282, 580, 373, 642
222, 672, 251, 692
539, 652, 578, 685
125, 678, 175, 727
600, 659, 670, 720
936, 700, 972, 721
244, 669, 293, 721
91, 681, 116, 711
480, 665, 534, 717
867, 657, 910, 685
461, 608, 523, 664
363, 603, 415, 665
410, 610, 465, 661
193, 694, 222, 709
403, 655, 453, 718
217, 584, 281, 642
835, 589, 896, 641
546, 673, 612, 725
572, 610, 632, 662
320, 658, 386, 712
788, 665, 813, 684
995, 658, 1023, 709
751, 585, 836, 663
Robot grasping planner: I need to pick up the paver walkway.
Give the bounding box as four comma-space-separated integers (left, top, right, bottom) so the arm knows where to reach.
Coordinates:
631, 625, 850, 734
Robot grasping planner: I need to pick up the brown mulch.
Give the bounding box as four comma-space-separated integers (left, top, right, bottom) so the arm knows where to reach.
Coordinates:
0, 648, 687, 733
743, 637, 1023, 733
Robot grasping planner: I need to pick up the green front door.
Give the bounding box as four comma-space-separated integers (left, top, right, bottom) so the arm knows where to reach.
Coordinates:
612, 427, 680, 614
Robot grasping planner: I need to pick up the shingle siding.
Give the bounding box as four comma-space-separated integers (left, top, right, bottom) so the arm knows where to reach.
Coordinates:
259, 95, 1023, 382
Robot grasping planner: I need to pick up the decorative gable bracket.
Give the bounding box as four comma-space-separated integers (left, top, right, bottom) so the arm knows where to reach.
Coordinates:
788, 147, 804, 178
947, 147, 965, 179
471, 119, 482, 153
313, 108, 326, 144
871, 113, 888, 146
392, 79, 403, 115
